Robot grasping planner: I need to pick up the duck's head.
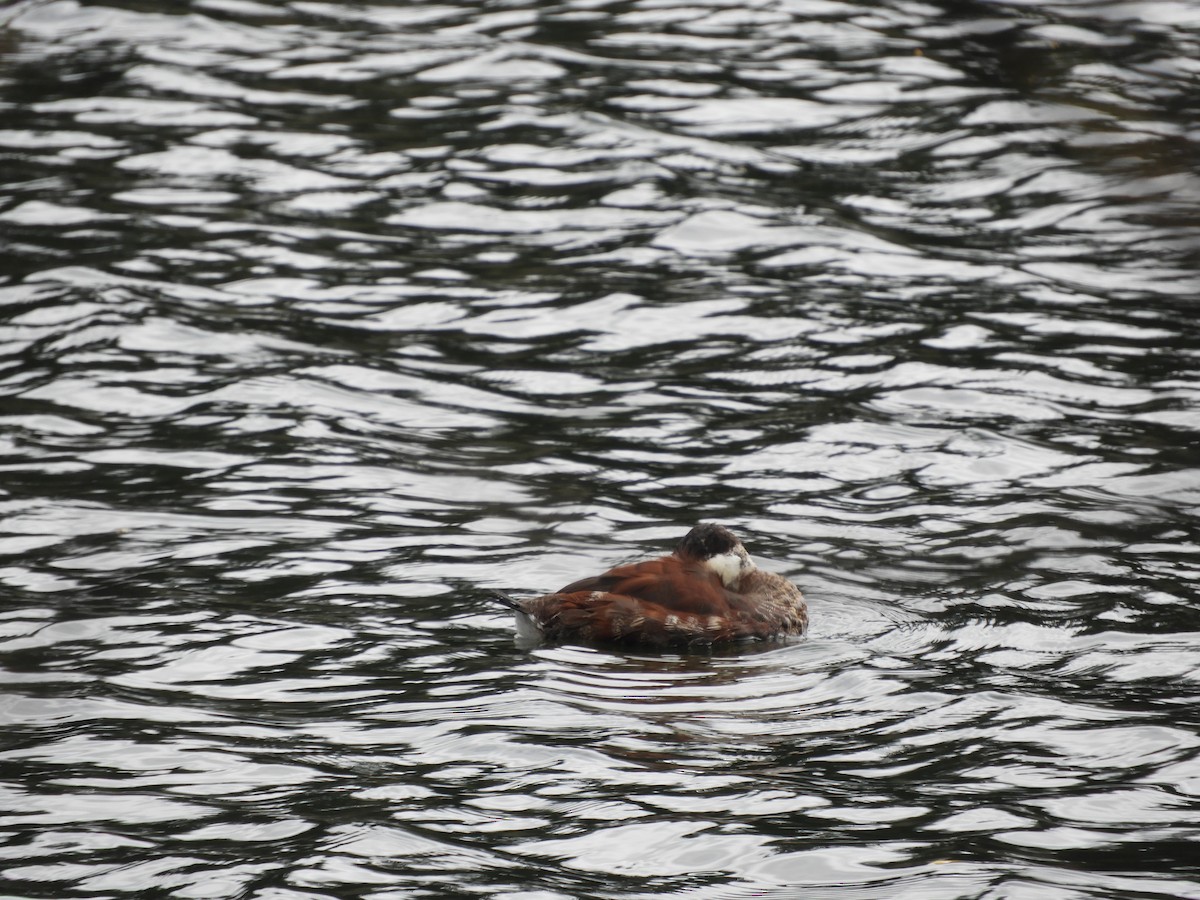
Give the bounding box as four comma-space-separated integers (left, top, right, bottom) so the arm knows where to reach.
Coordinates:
675, 522, 756, 588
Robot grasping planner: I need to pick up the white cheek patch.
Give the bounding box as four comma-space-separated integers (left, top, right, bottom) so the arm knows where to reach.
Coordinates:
704, 551, 745, 587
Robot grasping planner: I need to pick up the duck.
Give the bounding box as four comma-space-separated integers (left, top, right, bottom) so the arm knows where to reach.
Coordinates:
495, 523, 807, 648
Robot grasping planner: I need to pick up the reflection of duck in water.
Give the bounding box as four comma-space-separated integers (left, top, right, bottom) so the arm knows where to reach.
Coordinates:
496, 523, 807, 649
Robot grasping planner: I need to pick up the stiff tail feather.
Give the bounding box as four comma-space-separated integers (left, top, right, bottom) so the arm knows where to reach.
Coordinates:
490, 591, 523, 611
491, 591, 543, 643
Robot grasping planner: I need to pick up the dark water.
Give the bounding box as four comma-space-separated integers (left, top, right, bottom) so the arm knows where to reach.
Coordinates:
2, 0, 1200, 896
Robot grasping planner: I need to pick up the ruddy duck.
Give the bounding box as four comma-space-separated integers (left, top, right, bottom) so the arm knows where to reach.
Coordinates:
496, 523, 807, 648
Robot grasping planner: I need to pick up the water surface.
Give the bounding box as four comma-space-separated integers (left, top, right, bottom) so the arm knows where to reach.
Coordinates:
1, 0, 1199, 897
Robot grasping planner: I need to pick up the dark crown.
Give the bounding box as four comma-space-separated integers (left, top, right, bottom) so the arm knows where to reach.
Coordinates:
676, 523, 741, 560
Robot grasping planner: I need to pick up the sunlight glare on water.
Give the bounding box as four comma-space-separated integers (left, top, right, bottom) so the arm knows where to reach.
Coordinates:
1, 0, 1199, 897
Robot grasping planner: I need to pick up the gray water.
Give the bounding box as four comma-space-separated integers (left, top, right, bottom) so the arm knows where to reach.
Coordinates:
2, 0, 1200, 897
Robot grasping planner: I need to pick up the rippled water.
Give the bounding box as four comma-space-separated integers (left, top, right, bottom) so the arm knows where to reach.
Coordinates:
2, 0, 1200, 896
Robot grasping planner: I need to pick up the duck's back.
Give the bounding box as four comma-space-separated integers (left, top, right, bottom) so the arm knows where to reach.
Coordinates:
555, 556, 730, 616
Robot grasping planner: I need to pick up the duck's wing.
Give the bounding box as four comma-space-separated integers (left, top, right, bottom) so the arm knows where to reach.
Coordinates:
521, 590, 741, 647
555, 555, 729, 615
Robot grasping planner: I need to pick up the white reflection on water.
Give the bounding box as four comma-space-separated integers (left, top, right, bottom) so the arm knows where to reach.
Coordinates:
1, 0, 1199, 896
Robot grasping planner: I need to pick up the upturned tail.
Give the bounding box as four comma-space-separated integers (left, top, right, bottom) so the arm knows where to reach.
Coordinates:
490, 591, 523, 611
491, 592, 543, 642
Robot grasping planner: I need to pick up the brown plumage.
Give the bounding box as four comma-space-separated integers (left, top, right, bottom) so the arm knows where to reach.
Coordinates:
497, 523, 807, 649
